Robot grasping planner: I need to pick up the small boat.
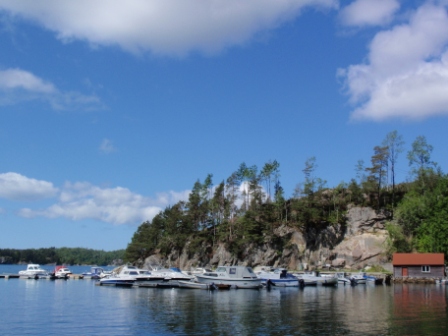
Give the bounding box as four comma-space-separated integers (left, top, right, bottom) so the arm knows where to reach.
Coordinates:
117, 265, 166, 283
147, 266, 194, 283
294, 272, 338, 286
257, 268, 299, 287
195, 266, 262, 288
178, 280, 215, 290
52, 266, 72, 279
82, 267, 106, 279
349, 272, 366, 284
18, 264, 49, 278
98, 274, 135, 287
364, 273, 384, 285
336, 272, 352, 285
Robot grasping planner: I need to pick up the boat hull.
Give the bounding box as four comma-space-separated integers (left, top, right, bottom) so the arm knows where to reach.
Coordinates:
195, 275, 262, 287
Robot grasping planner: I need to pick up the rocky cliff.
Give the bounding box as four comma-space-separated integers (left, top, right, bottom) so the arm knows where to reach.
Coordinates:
142, 206, 391, 271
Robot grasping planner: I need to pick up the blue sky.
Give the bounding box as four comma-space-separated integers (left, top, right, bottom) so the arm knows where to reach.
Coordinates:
0, 0, 447, 251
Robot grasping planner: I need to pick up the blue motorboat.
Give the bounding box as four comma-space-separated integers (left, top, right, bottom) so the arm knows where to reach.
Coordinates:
82, 267, 106, 279
256, 268, 299, 287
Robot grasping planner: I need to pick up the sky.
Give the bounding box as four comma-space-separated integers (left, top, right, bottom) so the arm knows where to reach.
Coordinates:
0, 0, 447, 251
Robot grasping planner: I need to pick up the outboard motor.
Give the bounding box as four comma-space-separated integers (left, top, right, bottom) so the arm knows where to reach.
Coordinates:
350, 278, 357, 286
299, 279, 305, 288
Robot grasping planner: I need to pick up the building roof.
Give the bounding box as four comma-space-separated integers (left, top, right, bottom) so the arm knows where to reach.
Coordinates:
392, 253, 445, 266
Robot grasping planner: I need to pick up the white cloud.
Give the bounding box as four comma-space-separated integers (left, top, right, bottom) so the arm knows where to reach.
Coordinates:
0, 172, 58, 201
18, 181, 191, 225
0, 0, 338, 56
339, 0, 399, 27
0, 68, 55, 93
0, 68, 102, 110
99, 138, 116, 154
339, 3, 448, 121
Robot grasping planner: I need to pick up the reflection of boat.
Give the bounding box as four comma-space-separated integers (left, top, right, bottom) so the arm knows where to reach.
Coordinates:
256, 268, 299, 287
195, 266, 262, 288
235, 283, 262, 289
19, 264, 49, 278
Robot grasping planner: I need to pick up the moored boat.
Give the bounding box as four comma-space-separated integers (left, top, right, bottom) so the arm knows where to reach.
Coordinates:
364, 273, 384, 285
18, 264, 49, 278
178, 280, 215, 290
195, 266, 262, 288
256, 268, 299, 287
349, 272, 366, 284
82, 267, 106, 279
98, 274, 135, 287
53, 266, 72, 279
294, 272, 338, 286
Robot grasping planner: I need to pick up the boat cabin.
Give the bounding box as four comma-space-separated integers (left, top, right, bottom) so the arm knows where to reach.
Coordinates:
392, 253, 445, 278
204, 266, 258, 279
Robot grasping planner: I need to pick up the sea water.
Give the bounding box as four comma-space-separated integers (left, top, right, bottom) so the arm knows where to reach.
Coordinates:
0, 265, 447, 335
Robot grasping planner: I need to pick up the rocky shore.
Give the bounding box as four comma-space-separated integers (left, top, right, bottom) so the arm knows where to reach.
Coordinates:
142, 206, 394, 273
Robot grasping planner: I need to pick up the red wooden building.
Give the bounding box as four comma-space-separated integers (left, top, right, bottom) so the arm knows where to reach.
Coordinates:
392, 253, 445, 278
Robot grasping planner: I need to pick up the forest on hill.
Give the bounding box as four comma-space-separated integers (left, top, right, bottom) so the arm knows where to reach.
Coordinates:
124, 131, 446, 263
0, 247, 125, 266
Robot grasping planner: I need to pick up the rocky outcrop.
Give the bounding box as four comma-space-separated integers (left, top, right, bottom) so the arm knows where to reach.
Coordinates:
142, 206, 391, 271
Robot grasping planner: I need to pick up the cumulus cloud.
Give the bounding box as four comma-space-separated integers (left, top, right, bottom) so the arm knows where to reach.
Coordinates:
0, 0, 337, 56
0, 68, 55, 93
339, 3, 448, 121
18, 181, 191, 225
0, 68, 102, 110
339, 0, 399, 27
0, 172, 58, 201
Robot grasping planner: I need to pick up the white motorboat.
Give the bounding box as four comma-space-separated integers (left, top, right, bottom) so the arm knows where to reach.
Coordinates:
117, 265, 166, 283
256, 268, 299, 287
53, 266, 72, 279
349, 272, 366, 284
147, 266, 194, 282
18, 264, 49, 278
195, 266, 262, 288
336, 272, 352, 285
294, 272, 338, 286
178, 280, 215, 290
98, 274, 135, 287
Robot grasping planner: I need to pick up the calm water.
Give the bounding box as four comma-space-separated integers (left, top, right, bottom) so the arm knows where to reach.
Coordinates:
0, 265, 447, 335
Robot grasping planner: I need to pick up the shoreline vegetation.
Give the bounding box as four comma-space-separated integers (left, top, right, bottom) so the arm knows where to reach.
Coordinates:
0, 247, 124, 266
124, 132, 448, 266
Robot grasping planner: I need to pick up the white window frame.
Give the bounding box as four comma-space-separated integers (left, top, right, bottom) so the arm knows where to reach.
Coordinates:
421, 265, 430, 273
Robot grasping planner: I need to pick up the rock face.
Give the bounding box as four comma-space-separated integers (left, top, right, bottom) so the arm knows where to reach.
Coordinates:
143, 206, 391, 271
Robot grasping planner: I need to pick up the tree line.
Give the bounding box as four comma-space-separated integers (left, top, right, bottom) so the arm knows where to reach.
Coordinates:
125, 131, 447, 263
0, 247, 125, 265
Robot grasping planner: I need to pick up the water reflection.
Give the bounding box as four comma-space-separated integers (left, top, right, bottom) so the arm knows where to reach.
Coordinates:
1, 275, 448, 335
390, 284, 447, 335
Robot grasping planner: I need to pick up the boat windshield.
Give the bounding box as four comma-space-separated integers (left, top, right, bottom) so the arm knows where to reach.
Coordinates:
216, 267, 227, 272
